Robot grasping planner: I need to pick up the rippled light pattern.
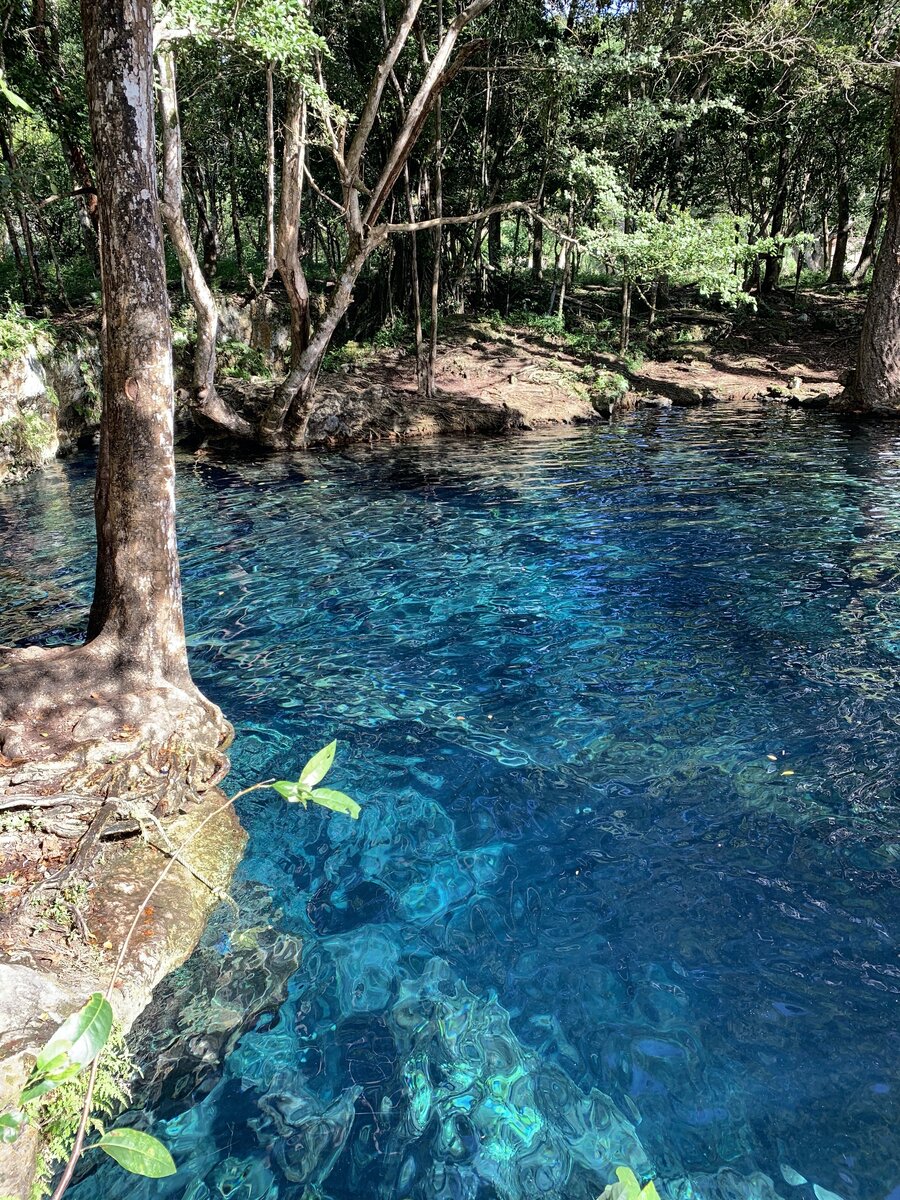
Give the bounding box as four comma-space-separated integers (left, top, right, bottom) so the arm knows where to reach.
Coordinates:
2, 411, 899, 1200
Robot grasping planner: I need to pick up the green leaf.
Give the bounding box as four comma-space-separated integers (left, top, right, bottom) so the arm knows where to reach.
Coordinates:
0, 73, 34, 114
0, 1112, 24, 1144
310, 787, 361, 820
36, 993, 113, 1074
781, 1166, 807, 1187
271, 780, 305, 804
299, 740, 337, 788
95, 1129, 176, 1177
813, 1187, 846, 1200
20, 1066, 81, 1104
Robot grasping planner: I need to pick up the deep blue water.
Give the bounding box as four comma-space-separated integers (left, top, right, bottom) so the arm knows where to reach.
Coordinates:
2, 410, 899, 1200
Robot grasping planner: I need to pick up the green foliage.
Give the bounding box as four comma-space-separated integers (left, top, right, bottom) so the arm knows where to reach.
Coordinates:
94, 1129, 176, 1178
218, 338, 272, 380
27, 1022, 135, 1199
165, 0, 328, 87
23, 993, 113, 1103
272, 740, 362, 819
587, 369, 630, 409
372, 317, 412, 349
2, 996, 167, 1194
0, 70, 35, 114
0, 305, 51, 366
0, 410, 57, 469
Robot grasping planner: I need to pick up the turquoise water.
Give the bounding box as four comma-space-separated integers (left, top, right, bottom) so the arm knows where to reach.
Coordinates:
2, 410, 900, 1200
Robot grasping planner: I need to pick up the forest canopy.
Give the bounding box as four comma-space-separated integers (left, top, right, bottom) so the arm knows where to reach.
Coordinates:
1, 0, 899, 434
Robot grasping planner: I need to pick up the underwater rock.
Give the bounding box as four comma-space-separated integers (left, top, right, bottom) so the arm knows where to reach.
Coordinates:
129, 880, 302, 1110
384, 957, 652, 1200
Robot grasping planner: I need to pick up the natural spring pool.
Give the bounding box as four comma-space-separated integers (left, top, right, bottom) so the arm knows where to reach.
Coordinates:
1, 408, 898, 1200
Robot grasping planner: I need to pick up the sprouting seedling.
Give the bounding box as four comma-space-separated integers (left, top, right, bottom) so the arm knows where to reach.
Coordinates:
270, 740, 361, 819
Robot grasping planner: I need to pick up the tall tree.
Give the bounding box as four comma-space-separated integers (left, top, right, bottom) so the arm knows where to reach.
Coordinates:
850, 68, 900, 413
0, 0, 229, 779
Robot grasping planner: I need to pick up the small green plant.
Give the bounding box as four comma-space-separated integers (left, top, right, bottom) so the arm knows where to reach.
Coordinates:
372, 317, 411, 349
0, 304, 51, 367
272, 740, 361, 818
0, 994, 173, 1185
0, 743, 360, 1199
28, 1024, 134, 1199
0, 409, 57, 468
597, 1166, 661, 1200
218, 338, 271, 380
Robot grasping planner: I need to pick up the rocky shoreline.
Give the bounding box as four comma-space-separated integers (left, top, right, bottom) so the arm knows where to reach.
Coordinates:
0, 788, 247, 1196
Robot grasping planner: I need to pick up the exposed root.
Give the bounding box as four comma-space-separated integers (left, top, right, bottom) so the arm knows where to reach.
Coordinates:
0, 641, 232, 808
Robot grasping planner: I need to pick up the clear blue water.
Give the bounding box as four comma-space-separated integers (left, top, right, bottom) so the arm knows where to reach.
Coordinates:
2, 410, 900, 1200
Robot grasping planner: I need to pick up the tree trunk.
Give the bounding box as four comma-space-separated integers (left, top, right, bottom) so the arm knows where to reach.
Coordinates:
276, 81, 311, 369
0, 125, 45, 304
531, 211, 543, 282
761, 139, 790, 294
157, 45, 251, 438
426, 13, 444, 402
188, 161, 219, 279
2, 206, 31, 304
850, 70, 900, 413
82, 4, 190, 668
0, 0, 231, 772
263, 64, 277, 288
405, 165, 425, 390
228, 140, 244, 275
260, 241, 375, 446
827, 149, 851, 285
851, 156, 889, 286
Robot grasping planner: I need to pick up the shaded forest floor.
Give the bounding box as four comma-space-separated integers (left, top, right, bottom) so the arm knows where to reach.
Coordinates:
223, 285, 865, 444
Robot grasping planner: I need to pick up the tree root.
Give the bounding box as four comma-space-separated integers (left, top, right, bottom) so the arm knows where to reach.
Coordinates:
0, 640, 233, 815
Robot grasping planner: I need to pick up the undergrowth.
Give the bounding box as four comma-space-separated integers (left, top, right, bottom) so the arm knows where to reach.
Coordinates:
26, 1024, 135, 1200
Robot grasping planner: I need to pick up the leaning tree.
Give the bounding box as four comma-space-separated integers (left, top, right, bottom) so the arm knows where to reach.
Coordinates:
0, 0, 231, 792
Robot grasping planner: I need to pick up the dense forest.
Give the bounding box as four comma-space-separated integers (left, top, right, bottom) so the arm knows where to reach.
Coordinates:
2, 0, 900, 444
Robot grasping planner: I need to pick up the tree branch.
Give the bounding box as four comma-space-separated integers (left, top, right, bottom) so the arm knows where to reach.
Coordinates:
345, 0, 424, 182
363, 0, 494, 227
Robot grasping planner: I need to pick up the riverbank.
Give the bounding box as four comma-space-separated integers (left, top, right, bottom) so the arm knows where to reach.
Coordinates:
0, 287, 864, 482
0, 769, 246, 1196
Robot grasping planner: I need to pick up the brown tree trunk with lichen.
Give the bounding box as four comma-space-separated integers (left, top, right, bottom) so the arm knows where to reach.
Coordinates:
0, 0, 230, 782
849, 69, 900, 414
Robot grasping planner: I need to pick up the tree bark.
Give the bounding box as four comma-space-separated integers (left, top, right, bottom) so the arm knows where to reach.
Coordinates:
425, 2, 444, 401
187, 160, 219, 279
263, 64, 277, 288
276, 81, 311, 369
850, 70, 900, 413
827, 147, 851, 286
851, 155, 888, 286
0, 0, 231, 773
81, 0, 191, 672
156, 45, 251, 438
761, 138, 790, 294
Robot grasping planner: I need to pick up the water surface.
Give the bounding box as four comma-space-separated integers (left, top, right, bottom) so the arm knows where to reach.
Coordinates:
1, 408, 899, 1200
